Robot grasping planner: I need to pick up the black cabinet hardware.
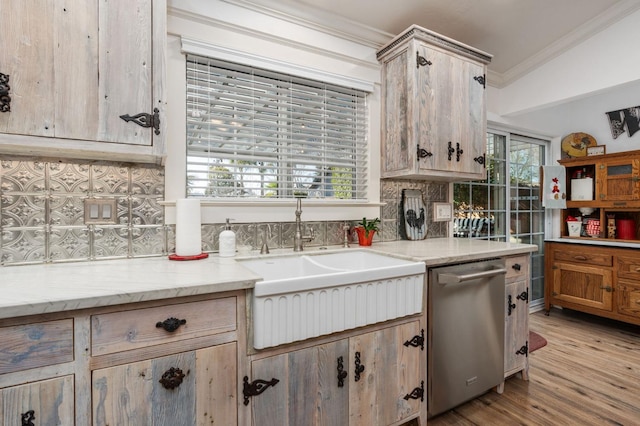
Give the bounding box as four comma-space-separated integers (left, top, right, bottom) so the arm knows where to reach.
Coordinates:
156, 317, 186, 332
403, 329, 425, 351
354, 352, 365, 382
243, 376, 279, 405
159, 367, 185, 389
120, 107, 160, 135
337, 356, 348, 387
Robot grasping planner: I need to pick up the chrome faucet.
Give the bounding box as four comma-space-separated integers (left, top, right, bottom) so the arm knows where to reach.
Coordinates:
294, 198, 315, 251
260, 224, 271, 255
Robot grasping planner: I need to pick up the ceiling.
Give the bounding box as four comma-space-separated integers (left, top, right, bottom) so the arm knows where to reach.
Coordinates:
238, 0, 639, 86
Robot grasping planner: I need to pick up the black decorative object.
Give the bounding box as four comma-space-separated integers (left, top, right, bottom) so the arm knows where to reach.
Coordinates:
243, 376, 279, 405
508, 295, 516, 316
159, 367, 185, 389
354, 352, 365, 382
21, 410, 35, 426
516, 290, 528, 303
516, 342, 529, 357
156, 317, 187, 332
474, 153, 486, 167
417, 144, 433, 160
0, 73, 10, 112
337, 356, 348, 387
473, 74, 486, 89
403, 381, 424, 401
606, 106, 640, 139
120, 107, 160, 135
448, 141, 455, 161
456, 142, 463, 161
401, 189, 427, 240
512, 263, 521, 271
416, 51, 432, 68
403, 329, 425, 351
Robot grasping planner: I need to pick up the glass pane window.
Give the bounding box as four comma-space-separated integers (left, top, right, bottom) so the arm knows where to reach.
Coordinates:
185, 55, 368, 200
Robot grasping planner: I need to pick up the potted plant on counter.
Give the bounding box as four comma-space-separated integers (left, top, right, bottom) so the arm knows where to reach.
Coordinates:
354, 217, 380, 246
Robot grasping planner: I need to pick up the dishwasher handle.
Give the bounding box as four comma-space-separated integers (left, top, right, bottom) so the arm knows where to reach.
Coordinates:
438, 267, 507, 284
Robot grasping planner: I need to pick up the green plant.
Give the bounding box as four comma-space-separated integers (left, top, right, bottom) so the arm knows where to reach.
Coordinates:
357, 217, 380, 237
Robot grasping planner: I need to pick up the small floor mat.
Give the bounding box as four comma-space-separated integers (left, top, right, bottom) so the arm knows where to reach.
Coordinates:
529, 330, 547, 353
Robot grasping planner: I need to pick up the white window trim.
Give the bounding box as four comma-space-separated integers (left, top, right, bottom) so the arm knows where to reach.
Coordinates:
181, 37, 375, 93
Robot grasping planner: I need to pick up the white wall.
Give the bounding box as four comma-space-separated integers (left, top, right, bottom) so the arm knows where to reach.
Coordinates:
487, 7, 640, 155
165, 0, 382, 223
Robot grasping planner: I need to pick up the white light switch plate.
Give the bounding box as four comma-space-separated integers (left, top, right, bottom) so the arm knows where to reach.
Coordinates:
433, 202, 453, 222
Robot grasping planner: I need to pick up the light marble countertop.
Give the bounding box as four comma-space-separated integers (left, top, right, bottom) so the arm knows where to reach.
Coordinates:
545, 237, 640, 249
1, 238, 536, 320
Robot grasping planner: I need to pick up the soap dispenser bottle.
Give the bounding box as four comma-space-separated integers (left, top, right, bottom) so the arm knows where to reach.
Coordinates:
219, 218, 236, 257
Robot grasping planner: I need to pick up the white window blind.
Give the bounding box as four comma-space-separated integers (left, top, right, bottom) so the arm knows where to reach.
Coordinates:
186, 55, 368, 200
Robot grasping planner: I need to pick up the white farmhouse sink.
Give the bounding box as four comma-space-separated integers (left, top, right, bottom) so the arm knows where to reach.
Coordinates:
238, 250, 425, 349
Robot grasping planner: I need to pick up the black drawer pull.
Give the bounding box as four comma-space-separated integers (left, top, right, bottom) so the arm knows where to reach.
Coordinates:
156, 317, 186, 332
159, 367, 185, 389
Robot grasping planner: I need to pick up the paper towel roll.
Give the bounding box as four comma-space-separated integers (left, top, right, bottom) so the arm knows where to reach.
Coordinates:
175, 199, 202, 256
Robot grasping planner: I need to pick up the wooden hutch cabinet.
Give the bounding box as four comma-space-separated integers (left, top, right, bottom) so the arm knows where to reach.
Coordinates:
546, 149, 640, 326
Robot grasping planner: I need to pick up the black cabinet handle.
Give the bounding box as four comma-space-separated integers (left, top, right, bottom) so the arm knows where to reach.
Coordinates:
508, 295, 516, 316
159, 367, 185, 389
512, 263, 521, 271
337, 356, 348, 387
0, 73, 10, 112
156, 317, 186, 332
21, 410, 35, 426
354, 352, 365, 382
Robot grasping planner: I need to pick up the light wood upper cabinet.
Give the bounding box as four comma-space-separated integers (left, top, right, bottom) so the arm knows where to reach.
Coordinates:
377, 25, 491, 181
0, 0, 166, 164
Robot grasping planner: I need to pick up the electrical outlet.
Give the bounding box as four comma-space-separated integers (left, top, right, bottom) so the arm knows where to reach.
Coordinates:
84, 198, 118, 225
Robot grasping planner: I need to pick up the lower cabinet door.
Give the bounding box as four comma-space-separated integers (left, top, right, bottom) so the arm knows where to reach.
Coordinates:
249, 339, 350, 426
1, 375, 74, 426
349, 321, 423, 426
92, 343, 237, 426
617, 279, 640, 319
505, 279, 529, 375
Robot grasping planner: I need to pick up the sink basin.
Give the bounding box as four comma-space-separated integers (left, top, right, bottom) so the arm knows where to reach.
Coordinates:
238, 250, 426, 349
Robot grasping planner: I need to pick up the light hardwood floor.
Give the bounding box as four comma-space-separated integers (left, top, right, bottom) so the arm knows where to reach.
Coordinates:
428, 308, 640, 425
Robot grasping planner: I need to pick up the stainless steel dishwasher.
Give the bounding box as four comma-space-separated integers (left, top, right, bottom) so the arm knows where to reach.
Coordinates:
428, 258, 507, 418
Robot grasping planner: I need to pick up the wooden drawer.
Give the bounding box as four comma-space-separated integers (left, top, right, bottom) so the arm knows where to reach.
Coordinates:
553, 249, 612, 267
0, 319, 74, 375
617, 256, 640, 280
505, 255, 529, 280
91, 297, 236, 356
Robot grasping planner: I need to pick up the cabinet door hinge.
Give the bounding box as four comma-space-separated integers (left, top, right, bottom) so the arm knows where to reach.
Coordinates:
416, 51, 432, 68
474, 153, 486, 168
0, 73, 10, 112
403, 329, 425, 350
403, 380, 425, 401
516, 342, 529, 357
516, 289, 529, 303
417, 144, 433, 160
473, 74, 486, 89
120, 107, 160, 135
242, 376, 279, 406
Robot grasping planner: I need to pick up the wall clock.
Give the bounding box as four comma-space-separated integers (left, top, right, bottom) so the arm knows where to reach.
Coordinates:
587, 145, 606, 156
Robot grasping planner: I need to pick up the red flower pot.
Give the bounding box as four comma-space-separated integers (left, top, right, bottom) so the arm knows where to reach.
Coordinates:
354, 227, 376, 246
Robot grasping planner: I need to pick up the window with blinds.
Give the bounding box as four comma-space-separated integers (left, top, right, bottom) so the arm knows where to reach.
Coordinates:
185, 55, 368, 200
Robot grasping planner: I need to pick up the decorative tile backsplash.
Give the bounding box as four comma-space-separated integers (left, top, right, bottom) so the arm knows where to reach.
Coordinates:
1, 157, 165, 265
1, 156, 449, 266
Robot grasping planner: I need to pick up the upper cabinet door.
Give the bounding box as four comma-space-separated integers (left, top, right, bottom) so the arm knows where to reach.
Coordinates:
377, 25, 491, 181
416, 45, 486, 177
0, 0, 165, 163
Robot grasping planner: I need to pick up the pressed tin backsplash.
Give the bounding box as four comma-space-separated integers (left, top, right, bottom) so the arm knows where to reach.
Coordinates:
1, 157, 448, 266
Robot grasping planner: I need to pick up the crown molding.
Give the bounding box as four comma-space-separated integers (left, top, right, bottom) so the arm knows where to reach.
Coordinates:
222, 0, 394, 48
493, 0, 640, 88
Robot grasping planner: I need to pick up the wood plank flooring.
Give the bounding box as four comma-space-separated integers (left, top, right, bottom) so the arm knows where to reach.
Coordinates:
428, 308, 640, 425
